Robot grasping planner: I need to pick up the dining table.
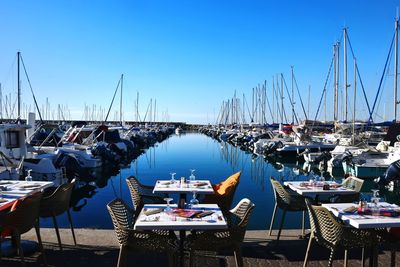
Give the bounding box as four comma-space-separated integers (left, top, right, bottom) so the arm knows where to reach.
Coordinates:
322, 201, 400, 266
283, 180, 357, 201
134, 203, 227, 267
153, 179, 214, 208
0, 180, 54, 211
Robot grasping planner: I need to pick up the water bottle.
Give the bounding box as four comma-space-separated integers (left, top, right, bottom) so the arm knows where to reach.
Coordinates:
25, 169, 33, 182
189, 169, 196, 182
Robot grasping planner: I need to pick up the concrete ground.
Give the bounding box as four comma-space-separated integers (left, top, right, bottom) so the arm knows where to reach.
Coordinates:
1, 228, 399, 266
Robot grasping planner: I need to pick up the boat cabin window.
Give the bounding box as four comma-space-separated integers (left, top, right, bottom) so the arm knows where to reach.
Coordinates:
5, 131, 20, 149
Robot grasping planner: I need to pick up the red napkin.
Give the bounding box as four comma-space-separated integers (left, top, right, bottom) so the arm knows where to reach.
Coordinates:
357, 208, 400, 217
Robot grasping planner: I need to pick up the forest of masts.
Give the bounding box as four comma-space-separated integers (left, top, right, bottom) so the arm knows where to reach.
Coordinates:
216, 23, 400, 127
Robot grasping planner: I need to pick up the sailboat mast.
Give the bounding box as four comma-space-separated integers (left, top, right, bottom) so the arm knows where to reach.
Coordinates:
120, 74, 123, 125
353, 58, 357, 145
0, 83, 2, 120
154, 99, 156, 123
281, 74, 284, 124
335, 41, 340, 122
136, 92, 139, 123
343, 28, 348, 121
17, 51, 21, 120
395, 17, 399, 122
333, 43, 337, 121
291, 66, 295, 124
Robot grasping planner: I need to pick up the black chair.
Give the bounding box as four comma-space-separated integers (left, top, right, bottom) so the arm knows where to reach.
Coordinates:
39, 179, 76, 250
0, 192, 46, 267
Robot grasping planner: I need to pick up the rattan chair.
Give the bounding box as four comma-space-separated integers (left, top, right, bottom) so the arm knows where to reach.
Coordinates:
185, 198, 255, 267
126, 176, 166, 216
107, 198, 178, 267
303, 198, 378, 267
39, 179, 76, 250
0, 192, 46, 267
329, 176, 364, 203
269, 176, 307, 242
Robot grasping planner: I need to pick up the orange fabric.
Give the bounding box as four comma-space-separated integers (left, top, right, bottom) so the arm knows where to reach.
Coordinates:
212, 183, 221, 192
214, 172, 241, 196
1, 199, 21, 237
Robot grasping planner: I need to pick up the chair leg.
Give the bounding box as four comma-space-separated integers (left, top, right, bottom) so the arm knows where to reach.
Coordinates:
328, 248, 336, 267
189, 251, 195, 267
167, 252, 176, 267
303, 235, 314, 267
234, 245, 244, 267
276, 209, 287, 242
67, 209, 77, 246
0, 236, 2, 262
391, 248, 396, 267
361, 247, 365, 267
344, 249, 348, 267
52, 215, 63, 251
35, 223, 47, 267
301, 210, 306, 237
269, 203, 278, 236
117, 246, 127, 267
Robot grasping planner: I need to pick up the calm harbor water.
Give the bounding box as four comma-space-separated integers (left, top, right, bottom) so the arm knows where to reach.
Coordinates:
40, 132, 400, 230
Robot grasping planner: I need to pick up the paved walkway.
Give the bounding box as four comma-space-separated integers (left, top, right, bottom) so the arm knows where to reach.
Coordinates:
1, 228, 399, 266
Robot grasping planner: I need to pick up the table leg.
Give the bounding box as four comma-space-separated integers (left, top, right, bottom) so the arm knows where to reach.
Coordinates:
368, 245, 378, 267
179, 230, 185, 267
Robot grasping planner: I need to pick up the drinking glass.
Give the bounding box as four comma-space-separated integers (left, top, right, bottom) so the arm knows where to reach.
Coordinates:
370, 189, 380, 216
189, 169, 196, 182
164, 197, 173, 213
308, 171, 316, 187
170, 172, 176, 184
371, 189, 380, 205
189, 190, 199, 207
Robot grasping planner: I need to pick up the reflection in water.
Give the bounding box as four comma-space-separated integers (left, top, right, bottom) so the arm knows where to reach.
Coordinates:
43, 133, 372, 230
70, 182, 97, 212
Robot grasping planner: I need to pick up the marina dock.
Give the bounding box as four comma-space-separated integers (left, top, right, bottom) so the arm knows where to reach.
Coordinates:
2, 228, 398, 266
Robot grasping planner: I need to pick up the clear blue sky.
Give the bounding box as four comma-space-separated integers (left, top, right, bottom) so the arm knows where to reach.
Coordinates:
1, 0, 399, 124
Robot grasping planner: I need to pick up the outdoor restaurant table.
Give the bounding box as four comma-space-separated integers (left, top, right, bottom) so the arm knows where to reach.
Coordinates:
0, 180, 54, 211
153, 179, 214, 208
0, 180, 54, 255
283, 180, 357, 201
322, 202, 400, 266
135, 203, 227, 266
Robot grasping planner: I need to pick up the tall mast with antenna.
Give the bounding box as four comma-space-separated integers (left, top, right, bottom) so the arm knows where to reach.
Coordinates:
17, 51, 21, 121
343, 27, 348, 122
120, 74, 123, 125
394, 13, 399, 122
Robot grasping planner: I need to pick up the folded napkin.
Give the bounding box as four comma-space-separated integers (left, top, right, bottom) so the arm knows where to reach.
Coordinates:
343, 206, 358, 213
357, 208, 400, 217
195, 211, 214, 218
143, 208, 164, 216
193, 182, 208, 187
18, 184, 41, 189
